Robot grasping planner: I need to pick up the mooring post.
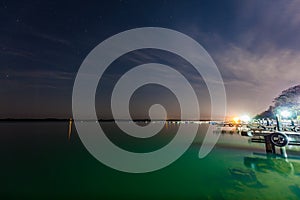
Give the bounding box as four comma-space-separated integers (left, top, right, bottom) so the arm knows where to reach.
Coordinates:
264, 135, 276, 154
276, 115, 282, 131
280, 147, 288, 158
275, 115, 289, 158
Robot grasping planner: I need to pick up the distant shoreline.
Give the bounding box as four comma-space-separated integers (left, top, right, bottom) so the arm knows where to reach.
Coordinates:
0, 118, 215, 122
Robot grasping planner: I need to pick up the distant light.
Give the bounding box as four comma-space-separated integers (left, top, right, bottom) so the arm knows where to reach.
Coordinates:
233, 117, 240, 123
280, 110, 291, 118
240, 115, 251, 122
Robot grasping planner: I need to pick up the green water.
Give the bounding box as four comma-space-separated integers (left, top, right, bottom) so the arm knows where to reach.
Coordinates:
1, 122, 300, 199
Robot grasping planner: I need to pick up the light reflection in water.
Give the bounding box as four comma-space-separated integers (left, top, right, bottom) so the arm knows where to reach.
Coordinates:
68, 118, 72, 140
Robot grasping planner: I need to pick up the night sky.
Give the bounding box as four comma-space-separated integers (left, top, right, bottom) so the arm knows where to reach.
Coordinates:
1, 0, 300, 119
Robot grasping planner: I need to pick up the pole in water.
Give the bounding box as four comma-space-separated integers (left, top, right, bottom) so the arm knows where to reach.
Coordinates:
276, 115, 282, 131
68, 118, 73, 140
264, 135, 276, 154
280, 147, 288, 158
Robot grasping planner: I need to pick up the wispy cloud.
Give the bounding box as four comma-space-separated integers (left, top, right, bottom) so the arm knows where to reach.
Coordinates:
216, 45, 300, 87
0, 69, 75, 89
27, 29, 71, 46
193, 0, 300, 115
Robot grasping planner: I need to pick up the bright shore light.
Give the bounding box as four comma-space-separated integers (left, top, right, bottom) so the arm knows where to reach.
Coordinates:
240, 115, 251, 122
233, 117, 240, 123
280, 110, 291, 118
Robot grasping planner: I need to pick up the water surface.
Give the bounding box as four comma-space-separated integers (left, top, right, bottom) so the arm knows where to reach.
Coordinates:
1, 122, 300, 199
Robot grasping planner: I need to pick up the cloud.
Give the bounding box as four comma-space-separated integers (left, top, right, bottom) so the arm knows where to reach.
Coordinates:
184, 0, 300, 115
24, 26, 71, 46
3, 69, 74, 80
0, 69, 75, 89
0, 45, 34, 59
212, 43, 300, 115
232, 0, 300, 51
216, 44, 300, 88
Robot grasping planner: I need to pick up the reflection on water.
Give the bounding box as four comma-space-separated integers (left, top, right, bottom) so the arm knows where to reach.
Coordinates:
228, 167, 266, 188
1, 122, 300, 199
290, 184, 300, 197
226, 154, 300, 199
68, 118, 72, 140
244, 155, 300, 176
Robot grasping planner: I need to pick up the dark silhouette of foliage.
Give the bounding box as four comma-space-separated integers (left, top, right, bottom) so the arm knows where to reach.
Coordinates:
256, 85, 300, 118
273, 85, 300, 111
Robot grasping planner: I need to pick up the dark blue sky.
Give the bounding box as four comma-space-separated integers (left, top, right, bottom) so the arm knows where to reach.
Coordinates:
1, 0, 300, 118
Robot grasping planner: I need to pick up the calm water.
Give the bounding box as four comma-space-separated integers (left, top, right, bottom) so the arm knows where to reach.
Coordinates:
1, 122, 300, 199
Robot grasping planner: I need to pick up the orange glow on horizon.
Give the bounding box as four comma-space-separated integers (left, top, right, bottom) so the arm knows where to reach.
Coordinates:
233, 117, 240, 123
